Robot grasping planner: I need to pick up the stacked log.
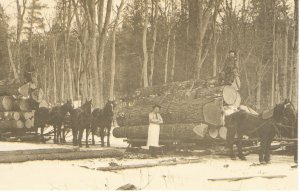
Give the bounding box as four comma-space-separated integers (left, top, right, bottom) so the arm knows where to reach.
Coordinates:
114, 80, 230, 142
0, 120, 24, 129
113, 123, 208, 141
0, 96, 13, 111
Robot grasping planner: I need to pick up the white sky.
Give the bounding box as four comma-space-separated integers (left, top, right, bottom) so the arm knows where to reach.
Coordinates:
0, 0, 295, 33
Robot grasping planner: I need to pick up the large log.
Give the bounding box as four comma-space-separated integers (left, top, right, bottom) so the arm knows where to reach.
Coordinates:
0, 120, 24, 129
13, 99, 32, 111
0, 96, 14, 111
0, 149, 124, 163
113, 123, 208, 141
0, 82, 21, 96
116, 96, 223, 127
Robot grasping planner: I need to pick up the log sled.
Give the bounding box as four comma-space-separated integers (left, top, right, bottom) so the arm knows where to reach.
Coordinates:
114, 80, 266, 145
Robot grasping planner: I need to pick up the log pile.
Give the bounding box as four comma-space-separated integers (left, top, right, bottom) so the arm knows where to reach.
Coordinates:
0, 79, 37, 131
114, 80, 229, 142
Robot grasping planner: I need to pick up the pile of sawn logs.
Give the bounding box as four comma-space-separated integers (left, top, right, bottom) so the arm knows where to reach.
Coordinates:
0, 96, 34, 129
113, 80, 226, 142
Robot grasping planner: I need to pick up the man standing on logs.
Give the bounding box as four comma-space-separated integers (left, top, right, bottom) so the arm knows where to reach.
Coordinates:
219, 50, 241, 91
145, 105, 163, 149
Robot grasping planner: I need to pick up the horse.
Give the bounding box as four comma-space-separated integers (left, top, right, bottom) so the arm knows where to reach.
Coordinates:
34, 100, 73, 143
48, 100, 73, 143
225, 99, 297, 163
91, 100, 116, 147
70, 99, 92, 147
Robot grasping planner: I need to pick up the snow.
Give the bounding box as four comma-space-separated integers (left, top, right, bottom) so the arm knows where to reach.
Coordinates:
0, 127, 297, 190
0, 154, 296, 190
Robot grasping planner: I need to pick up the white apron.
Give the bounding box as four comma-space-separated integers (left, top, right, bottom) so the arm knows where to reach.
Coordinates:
146, 123, 160, 148
145, 112, 163, 148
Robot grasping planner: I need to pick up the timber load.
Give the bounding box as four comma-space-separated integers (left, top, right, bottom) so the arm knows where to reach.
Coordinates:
0, 79, 39, 132
113, 79, 240, 143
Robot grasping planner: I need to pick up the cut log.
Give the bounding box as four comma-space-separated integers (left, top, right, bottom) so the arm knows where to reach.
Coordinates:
113, 123, 208, 141
0, 96, 14, 111
208, 127, 218, 138
23, 112, 34, 120
96, 158, 203, 171
116, 96, 222, 127
0, 112, 21, 120
24, 119, 33, 128
13, 99, 32, 111
219, 126, 227, 140
0, 149, 124, 163
0, 147, 79, 156
0, 82, 21, 96
0, 120, 24, 129
208, 175, 286, 182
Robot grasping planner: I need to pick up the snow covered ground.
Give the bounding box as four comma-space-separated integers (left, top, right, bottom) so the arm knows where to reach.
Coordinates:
0, 154, 297, 190
0, 129, 297, 190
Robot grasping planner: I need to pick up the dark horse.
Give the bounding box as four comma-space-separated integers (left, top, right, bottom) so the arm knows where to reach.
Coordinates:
34, 100, 73, 143
225, 99, 297, 163
91, 100, 116, 147
70, 99, 92, 147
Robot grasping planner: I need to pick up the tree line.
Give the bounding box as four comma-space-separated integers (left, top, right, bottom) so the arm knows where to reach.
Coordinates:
0, 0, 298, 111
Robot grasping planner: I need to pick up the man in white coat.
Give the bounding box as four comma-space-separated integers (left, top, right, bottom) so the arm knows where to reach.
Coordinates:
146, 105, 163, 149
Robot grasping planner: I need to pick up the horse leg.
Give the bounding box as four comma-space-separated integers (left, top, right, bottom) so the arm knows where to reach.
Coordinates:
53, 126, 57, 144
86, 128, 90, 148
227, 127, 236, 160
264, 128, 275, 163
92, 128, 95, 145
41, 126, 45, 143
72, 128, 78, 146
259, 138, 267, 164
107, 125, 111, 147
237, 130, 246, 160
100, 127, 105, 147
78, 129, 84, 147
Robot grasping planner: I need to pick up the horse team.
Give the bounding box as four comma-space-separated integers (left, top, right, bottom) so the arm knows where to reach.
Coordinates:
33, 98, 297, 163
34, 99, 116, 148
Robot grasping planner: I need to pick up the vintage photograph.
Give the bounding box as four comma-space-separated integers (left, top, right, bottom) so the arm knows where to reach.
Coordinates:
0, 0, 298, 190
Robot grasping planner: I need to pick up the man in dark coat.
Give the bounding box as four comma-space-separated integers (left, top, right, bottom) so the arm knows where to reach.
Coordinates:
219, 50, 240, 89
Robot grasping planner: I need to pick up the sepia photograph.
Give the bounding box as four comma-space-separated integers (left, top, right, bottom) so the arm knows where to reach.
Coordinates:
0, 0, 298, 190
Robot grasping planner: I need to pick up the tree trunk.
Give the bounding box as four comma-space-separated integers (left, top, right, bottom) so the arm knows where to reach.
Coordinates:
53, 37, 57, 104
164, 28, 171, 84
149, 0, 158, 86
16, 0, 27, 76
282, 22, 288, 99
7, 39, 18, 79
142, 0, 149, 87
170, 33, 176, 82
97, 0, 113, 107
271, 3, 276, 107
109, 0, 125, 101
61, 60, 65, 102
292, 0, 298, 109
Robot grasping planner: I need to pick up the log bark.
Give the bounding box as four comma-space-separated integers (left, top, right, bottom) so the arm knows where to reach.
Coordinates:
113, 123, 208, 141
0, 149, 124, 163
95, 158, 203, 171
0, 120, 24, 129
117, 86, 222, 126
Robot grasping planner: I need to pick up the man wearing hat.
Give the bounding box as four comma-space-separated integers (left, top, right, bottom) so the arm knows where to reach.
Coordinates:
146, 104, 163, 148
219, 50, 240, 90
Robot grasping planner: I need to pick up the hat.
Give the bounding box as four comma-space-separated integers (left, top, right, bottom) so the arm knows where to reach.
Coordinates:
152, 104, 161, 109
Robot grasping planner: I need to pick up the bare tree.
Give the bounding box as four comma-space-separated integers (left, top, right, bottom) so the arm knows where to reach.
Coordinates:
109, 0, 126, 100
142, 0, 149, 87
